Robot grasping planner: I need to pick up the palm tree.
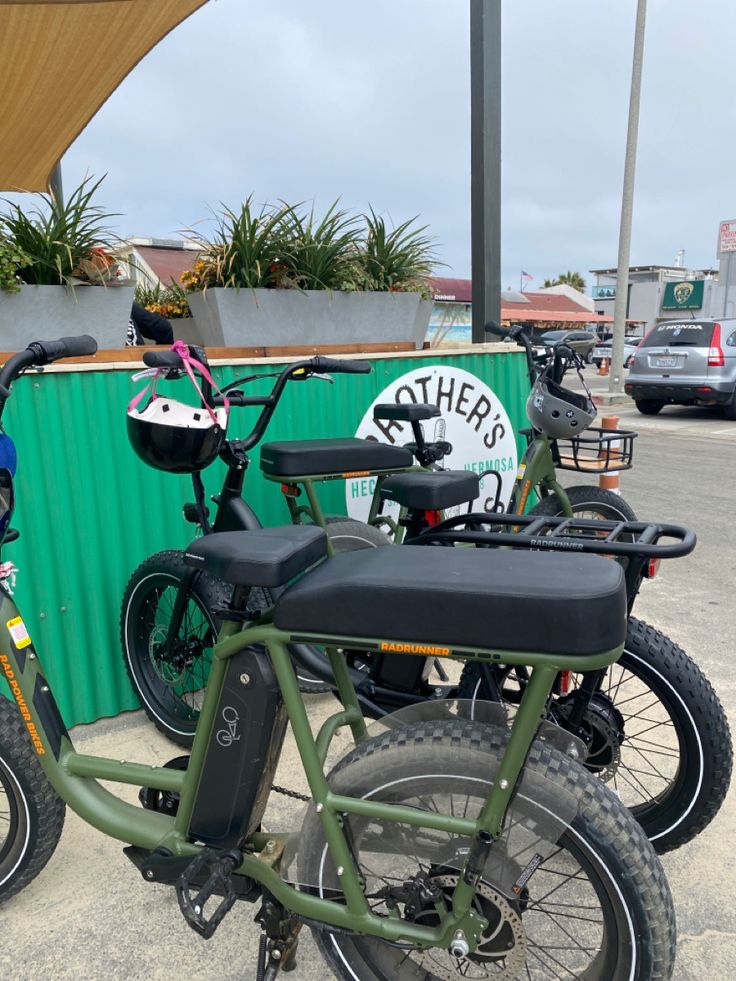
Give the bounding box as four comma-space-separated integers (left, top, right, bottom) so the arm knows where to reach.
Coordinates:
543, 271, 586, 292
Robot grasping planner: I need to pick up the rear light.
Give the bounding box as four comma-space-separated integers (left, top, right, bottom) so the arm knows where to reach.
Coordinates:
425, 510, 443, 526
559, 670, 572, 695
645, 558, 661, 579
708, 323, 725, 366
696, 386, 713, 393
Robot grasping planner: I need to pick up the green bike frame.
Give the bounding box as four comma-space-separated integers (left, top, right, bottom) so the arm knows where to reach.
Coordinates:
0, 584, 621, 952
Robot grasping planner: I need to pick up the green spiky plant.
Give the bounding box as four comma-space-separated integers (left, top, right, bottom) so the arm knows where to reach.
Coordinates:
356, 208, 439, 298
0, 175, 119, 287
278, 200, 363, 290
188, 196, 297, 290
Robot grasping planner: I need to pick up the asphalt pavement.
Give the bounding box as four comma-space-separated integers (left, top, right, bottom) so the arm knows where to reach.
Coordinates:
2, 369, 734, 980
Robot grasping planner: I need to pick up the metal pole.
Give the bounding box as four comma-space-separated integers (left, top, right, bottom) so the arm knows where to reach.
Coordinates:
49, 161, 64, 206
470, 0, 502, 342
609, 0, 647, 399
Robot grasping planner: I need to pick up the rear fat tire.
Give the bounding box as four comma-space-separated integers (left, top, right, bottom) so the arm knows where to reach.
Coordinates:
299, 721, 676, 981
529, 484, 637, 522
457, 617, 732, 853
120, 550, 232, 748
0, 696, 65, 905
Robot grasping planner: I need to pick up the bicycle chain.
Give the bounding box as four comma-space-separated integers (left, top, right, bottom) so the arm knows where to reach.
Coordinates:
272, 784, 311, 803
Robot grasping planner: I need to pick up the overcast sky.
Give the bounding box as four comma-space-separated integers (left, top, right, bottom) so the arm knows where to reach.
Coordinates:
47, 0, 736, 290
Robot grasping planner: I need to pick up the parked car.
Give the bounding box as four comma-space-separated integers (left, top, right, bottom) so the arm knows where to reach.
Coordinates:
592, 336, 642, 369
624, 318, 736, 418
533, 329, 598, 363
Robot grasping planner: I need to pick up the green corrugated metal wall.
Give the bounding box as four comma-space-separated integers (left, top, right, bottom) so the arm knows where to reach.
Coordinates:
2, 349, 528, 726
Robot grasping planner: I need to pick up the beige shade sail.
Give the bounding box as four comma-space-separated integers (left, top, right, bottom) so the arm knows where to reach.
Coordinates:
0, 0, 208, 192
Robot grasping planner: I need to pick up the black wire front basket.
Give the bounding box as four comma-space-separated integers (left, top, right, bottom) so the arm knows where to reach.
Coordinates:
553, 427, 637, 474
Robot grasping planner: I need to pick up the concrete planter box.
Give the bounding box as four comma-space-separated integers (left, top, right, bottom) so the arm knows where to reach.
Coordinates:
0, 284, 135, 350
187, 288, 432, 349
167, 317, 205, 347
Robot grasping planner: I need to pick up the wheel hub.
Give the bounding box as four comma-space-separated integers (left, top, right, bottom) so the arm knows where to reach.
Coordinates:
411, 874, 527, 979
149, 626, 203, 685
555, 691, 625, 781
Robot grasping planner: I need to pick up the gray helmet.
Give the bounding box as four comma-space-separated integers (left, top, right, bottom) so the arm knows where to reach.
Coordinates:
526, 375, 597, 438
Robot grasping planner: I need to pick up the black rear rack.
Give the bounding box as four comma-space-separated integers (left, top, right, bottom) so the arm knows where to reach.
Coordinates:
410, 511, 695, 559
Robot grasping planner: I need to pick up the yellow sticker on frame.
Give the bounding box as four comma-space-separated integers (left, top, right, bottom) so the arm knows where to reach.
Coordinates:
6, 616, 32, 649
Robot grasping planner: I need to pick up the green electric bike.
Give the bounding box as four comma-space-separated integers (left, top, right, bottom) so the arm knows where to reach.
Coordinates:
1, 337, 677, 979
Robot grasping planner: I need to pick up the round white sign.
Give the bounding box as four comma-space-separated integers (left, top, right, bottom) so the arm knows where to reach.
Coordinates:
346, 365, 518, 523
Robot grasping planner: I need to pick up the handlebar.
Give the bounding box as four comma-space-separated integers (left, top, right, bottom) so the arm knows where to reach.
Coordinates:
309, 356, 371, 375
409, 511, 696, 559
0, 335, 98, 418
140, 345, 373, 455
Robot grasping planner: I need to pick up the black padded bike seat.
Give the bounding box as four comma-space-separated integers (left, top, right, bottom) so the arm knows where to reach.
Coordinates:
260, 438, 413, 477
274, 546, 626, 657
184, 526, 327, 587
373, 403, 440, 422
380, 471, 480, 510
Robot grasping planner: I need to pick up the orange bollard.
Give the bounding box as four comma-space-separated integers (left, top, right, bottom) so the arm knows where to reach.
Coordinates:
599, 416, 621, 493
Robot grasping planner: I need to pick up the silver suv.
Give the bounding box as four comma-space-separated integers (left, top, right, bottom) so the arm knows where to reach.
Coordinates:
625, 318, 736, 418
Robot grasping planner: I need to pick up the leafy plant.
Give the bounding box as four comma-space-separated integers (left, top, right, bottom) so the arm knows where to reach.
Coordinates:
0, 238, 33, 294
356, 208, 439, 298
135, 280, 190, 320
184, 198, 439, 296
0, 175, 120, 287
278, 200, 362, 290
187, 196, 296, 291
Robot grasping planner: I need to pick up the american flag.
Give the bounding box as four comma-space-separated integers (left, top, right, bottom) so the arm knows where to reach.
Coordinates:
521, 270, 533, 282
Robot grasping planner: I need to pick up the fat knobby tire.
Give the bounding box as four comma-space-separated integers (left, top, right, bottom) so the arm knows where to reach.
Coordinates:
624, 617, 732, 852
299, 720, 676, 981
529, 483, 637, 522
458, 616, 732, 853
0, 696, 65, 905
120, 550, 231, 747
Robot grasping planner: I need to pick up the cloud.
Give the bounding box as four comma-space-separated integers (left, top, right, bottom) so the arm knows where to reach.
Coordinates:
8, 0, 732, 288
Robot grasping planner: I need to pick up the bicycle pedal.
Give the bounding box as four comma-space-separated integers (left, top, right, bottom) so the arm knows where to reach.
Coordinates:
175, 848, 241, 939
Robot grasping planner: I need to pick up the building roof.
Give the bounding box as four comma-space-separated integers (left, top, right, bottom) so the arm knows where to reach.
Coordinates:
590, 265, 686, 275
429, 277, 610, 323
133, 244, 200, 286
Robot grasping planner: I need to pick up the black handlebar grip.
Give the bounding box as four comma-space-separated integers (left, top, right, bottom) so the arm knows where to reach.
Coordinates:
143, 350, 184, 369
310, 357, 371, 375
484, 321, 507, 338
31, 335, 98, 364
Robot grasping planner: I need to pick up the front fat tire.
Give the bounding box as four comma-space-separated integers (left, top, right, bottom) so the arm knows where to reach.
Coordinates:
120, 550, 232, 747
0, 697, 65, 905
529, 483, 637, 522
299, 721, 676, 981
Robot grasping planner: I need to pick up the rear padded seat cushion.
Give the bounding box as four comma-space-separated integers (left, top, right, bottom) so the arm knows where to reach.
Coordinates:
184, 526, 327, 587
260, 438, 413, 477
380, 471, 481, 510
274, 545, 626, 657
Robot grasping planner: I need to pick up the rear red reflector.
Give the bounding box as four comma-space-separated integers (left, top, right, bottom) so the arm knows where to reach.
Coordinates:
645, 558, 661, 578
559, 670, 572, 695
425, 510, 443, 526
696, 387, 713, 393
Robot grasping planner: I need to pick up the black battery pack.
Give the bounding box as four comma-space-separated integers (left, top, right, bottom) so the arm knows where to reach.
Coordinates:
188, 646, 287, 848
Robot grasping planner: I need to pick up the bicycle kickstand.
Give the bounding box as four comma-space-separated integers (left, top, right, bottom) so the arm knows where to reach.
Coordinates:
255, 899, 302, 978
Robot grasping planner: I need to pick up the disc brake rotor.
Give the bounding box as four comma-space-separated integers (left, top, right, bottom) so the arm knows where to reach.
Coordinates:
412, 874, 527, 980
